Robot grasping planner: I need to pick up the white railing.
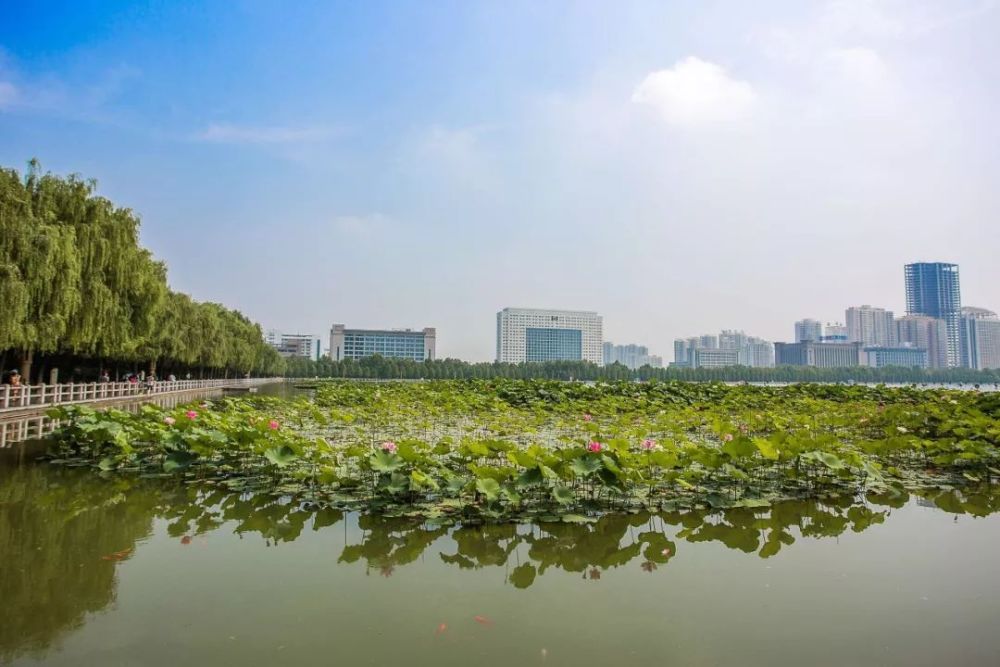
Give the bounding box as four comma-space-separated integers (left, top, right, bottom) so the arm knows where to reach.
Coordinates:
0, 377, 281, 414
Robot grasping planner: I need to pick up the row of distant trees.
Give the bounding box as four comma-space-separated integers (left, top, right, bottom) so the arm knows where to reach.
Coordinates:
0, 162, 285, 383
284, 355, 1000, 384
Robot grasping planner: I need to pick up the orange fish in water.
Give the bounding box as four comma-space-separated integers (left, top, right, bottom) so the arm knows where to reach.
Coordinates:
101, 547, 133, 561
435, 623, 448, 636
473, 615, 493, 626
181, 536, 192, 545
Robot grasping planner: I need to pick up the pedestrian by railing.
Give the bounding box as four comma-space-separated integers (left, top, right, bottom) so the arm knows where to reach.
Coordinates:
0, 378, 280, 414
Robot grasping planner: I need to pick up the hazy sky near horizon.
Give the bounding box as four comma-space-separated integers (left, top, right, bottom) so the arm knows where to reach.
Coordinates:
2, 0, 998, 361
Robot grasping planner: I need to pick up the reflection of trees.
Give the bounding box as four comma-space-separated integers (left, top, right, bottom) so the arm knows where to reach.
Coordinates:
4, 467, 1000, 667
0, 468, 157, 663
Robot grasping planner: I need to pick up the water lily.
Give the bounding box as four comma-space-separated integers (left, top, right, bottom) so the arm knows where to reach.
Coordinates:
641, 439, 657, 451
582, 413, 593, 422
381, 441, 398, 453
722, 433, 734, 442
587, 441, 602, 453
268, 420, 280, 430
163, 416, 176, 426
185, 410, 198, 420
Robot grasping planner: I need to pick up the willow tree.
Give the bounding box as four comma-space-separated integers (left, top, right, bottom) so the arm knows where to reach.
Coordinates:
0, 163, 84, 379
0, 162, 282, 380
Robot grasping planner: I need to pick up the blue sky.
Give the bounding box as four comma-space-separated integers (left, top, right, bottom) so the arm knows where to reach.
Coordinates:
2, 0, 998, 360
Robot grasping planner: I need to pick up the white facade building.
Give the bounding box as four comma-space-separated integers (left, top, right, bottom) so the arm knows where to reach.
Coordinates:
960, 307, 1000, 370
603, 342, 663, 369
496, 308, 603, 364
264, 331, 321, 361
846, 305, 897, 347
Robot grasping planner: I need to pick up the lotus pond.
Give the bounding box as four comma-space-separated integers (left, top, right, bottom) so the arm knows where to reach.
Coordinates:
40, 380, 1000, 521
4, 380, 1000, 665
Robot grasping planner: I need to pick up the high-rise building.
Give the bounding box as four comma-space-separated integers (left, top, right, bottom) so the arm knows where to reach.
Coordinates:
794, 319, 823, 343
739, 339, 776, 368
905, 262, 961, 367
845, 305, 896, 347
673, 339, 689, 366
329, 324, 436, 362
821, 322, 848, 343
774, 341, 864, 367
864, 346, 928, 368
675, 331, 774, 368
264, 331, 322, 361
719, 329, 749, 349
959, 307, 1000, 370
604, 342, 662, 369
895, 315, 949, 368
496, 308, 603, 364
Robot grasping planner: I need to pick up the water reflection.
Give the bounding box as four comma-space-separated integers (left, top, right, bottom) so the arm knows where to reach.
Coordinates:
2, 465, 999, 662
0, 468, 157, 663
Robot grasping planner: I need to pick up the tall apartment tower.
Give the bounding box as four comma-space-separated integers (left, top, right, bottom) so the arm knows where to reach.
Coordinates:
959, 307, 1000, 370
845, 306, 896, 347
905, 262, 961, 367
895, 315, 949, 368
794, 319, 823, 342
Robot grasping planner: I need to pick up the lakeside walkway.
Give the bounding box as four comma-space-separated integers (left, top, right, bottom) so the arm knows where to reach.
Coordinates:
0, 378, 283, 448
0, 377, 282, 417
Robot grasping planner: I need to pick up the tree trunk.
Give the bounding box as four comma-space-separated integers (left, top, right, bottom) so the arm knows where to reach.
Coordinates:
149, 358, 158, 376
19, 349, 33, 383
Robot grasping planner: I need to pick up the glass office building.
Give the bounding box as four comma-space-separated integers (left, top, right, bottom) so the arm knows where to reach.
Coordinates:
525, 327, 582, 362
864, 346, 928, 368
904, 262, 961, 367
496, 308, 603, 364
329, 324, 436, 362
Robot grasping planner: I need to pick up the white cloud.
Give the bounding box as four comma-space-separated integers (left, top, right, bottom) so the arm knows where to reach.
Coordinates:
631, 57, 756, 126
0, 81, 17, 109
196, 123, 339, 144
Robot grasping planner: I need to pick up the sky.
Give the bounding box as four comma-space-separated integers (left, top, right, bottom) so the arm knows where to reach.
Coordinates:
1, 0, 998, 362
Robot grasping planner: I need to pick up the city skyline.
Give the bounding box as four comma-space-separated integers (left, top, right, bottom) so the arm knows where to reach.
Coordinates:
3, 2, 998, 361
266, 255, 998, 367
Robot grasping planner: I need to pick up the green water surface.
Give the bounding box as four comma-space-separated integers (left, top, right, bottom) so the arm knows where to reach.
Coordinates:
2, 465, 999, 666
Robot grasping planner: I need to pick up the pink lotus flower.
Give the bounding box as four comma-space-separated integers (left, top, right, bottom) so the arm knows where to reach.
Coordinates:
268, 420, 280, 430
381, 441, 398, 453
163, 416, 176, 426
587, 441, 602, 453
641, 439, 657, 451
722, 433, 734, 442
185, 410, 198, 420
582, 413, 593, 422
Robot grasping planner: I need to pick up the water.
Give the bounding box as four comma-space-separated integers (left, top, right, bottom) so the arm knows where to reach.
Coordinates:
2, 465, 1000, 666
